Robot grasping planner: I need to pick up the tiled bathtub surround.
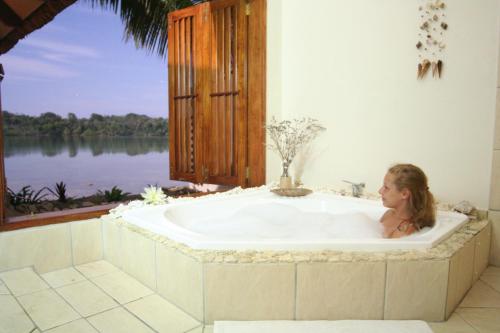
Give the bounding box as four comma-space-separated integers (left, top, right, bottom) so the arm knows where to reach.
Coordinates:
101, 213, 491, 324
0, 192, 492, 325
0, 219, 103, 274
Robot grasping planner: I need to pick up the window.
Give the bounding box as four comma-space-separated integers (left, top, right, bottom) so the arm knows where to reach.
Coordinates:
0, 0, 266, 230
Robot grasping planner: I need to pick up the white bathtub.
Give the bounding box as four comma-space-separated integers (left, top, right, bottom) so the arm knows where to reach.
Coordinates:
121, 189, 468, 251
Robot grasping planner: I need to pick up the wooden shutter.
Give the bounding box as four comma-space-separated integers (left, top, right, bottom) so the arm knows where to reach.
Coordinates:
168, 4, 207, 182
203, 0, 247, 186
168, 0, 265, 187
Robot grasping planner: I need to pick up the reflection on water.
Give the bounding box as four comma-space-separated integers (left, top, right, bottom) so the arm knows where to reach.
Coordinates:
4, 136, 186, 197
4, 136, 168, 158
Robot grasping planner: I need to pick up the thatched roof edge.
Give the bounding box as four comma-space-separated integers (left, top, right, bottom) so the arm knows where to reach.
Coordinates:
0, 0, 77, 55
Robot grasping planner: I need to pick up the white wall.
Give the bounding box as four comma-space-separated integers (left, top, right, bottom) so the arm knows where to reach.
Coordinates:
266, 0, 500, 208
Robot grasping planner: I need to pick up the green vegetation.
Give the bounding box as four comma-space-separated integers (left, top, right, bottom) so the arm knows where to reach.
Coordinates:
2, 112, 168, 138
7, 186, 49, 207
98, 186, 130, 202
85, 0, 194, 58
48, 182, 70, 203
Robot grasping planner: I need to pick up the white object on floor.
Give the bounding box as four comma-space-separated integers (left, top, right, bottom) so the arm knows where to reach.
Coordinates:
214, 320, 433, 333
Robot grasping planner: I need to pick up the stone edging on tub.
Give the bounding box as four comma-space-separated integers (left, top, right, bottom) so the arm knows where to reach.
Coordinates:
100, 185, 489, 264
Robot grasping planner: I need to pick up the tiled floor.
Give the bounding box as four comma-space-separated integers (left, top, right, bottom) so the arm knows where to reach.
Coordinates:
429, 266, 500, 333
0, 260, 209, 333
0, 260, 499, 333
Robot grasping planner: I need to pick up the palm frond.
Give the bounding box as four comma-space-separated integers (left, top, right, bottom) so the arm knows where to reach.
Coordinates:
84, 0, 197, 58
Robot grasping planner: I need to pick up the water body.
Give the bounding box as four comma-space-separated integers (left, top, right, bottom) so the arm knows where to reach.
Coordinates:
4, 136, 187, 198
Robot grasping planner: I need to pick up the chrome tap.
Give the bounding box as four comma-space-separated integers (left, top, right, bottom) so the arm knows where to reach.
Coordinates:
342, 180, 365, 198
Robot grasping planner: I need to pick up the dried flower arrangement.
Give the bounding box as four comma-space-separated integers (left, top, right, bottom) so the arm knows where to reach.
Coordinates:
266, 117, 326, 183
416, 0, 448, 79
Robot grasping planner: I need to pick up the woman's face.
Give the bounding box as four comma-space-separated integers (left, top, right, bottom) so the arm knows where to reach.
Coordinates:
378, 173, 408, 209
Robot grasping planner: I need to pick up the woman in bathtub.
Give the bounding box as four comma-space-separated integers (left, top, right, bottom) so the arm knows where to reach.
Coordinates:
378, 164, 436, 238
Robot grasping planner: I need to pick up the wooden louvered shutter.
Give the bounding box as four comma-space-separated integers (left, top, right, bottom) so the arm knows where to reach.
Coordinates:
203, 0, 247, 186
168, 0, 265, 187
168, 4, 206, 182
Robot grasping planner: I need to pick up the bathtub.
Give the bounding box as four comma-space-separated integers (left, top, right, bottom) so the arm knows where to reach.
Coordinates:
121, 189, 468, 251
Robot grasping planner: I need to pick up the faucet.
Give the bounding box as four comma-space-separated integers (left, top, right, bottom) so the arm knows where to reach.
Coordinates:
342, 180, 365, 198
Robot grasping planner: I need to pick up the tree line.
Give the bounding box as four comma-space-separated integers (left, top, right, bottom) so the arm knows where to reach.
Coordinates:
2, 111, 168, 137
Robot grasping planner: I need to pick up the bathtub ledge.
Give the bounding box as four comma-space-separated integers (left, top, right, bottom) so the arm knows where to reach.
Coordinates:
101, 215, 488, 264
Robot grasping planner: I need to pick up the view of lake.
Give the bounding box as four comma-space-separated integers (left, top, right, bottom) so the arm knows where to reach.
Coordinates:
4, 136, 187, 198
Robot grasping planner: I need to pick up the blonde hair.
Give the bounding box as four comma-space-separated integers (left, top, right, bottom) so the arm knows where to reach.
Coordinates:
388, 163, 436, 229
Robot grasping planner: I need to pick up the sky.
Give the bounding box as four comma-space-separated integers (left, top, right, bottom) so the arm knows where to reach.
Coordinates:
0, 1, 169, 118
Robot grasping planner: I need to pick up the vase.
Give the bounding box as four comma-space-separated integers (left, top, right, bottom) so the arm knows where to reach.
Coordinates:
279, 176, 293, 189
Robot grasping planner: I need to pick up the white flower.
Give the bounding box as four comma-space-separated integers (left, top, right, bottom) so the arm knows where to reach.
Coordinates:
141, 186, 168, 205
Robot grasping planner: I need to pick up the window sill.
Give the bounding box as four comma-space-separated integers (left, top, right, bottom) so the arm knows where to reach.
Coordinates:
0, 203, 117, 232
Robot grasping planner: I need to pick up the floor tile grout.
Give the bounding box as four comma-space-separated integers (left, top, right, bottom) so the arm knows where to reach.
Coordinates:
454, 311, 482, 333
121, 302, 162, 333
479, 277, 500, 294
184, 324, 204, 333
1, 278, 40, 332
72, 262, 202, 332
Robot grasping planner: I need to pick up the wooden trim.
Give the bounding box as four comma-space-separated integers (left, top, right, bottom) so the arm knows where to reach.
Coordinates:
0, 204, 117, 232
0, 64, 5, 226
246, 0, 266, 186
173, 94, 198, 100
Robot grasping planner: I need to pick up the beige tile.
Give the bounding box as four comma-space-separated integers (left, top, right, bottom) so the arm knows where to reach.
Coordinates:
428, 313, 476, 333
125, 294, 200, 333
0, 294, 36, 333
186, 327, 203, 333
483, 265, 500, 276
459, 280, 500, 307
0, 225, 72, 273
495, 89, 500, 150
102, 220, 122, 268
489, 210, 500, 266
41, 267, 86, 288
456, 308, 500, 333
57, 280, 118, 317
203, 326, 214, 333
385, 260, 448, 321
482, 274, 500, 293
44, 319, 98, 333
204, 263, 295, 323
91, 270, 153, 304
490, 151, 500, 210
88, 307, 155, 333
474, 223, 492, 281
17, 289, 80, 331
75, 260, 118, 279
497, 48, 500, 88
447, 239, 475, 318
156, 243, 203, 320
121, 227, 156, 290
0, 281, 9, 295
0, 267, 49, 296
296, 262, 385, 319
71, 219, 103, 265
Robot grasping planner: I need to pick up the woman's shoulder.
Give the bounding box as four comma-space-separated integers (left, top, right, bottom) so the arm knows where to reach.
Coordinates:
391, 220, 417, 238
380, 209, 395, 223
